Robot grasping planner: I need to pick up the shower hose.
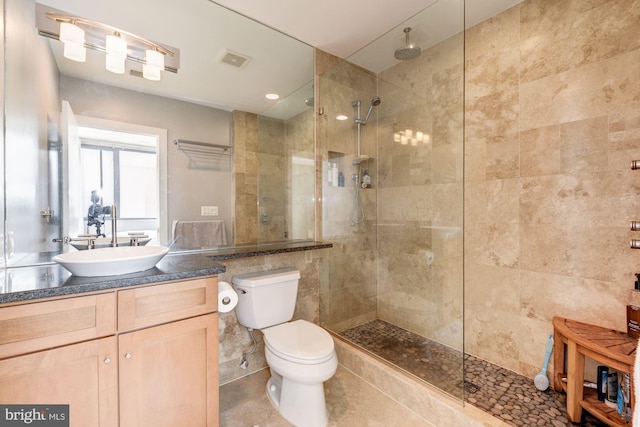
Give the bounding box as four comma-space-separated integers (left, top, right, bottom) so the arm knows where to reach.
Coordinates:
350, 171, 365, 225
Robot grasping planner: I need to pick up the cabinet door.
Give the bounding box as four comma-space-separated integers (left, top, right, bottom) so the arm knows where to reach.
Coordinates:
0, 336, 118, 427
119, 313, 219, 427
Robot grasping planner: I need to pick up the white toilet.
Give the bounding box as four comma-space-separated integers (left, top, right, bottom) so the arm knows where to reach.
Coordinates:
232, 268, 337, 427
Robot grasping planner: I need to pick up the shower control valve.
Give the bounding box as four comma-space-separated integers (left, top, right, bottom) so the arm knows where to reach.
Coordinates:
632, 221, 640, 231
631, 239, 640, 249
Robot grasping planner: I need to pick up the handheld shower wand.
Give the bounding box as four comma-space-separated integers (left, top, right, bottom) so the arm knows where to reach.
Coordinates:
354, 96, 381, 126
352, 97, 381, 165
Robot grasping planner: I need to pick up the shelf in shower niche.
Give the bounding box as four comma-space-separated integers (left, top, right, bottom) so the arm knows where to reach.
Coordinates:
328, 151, 344, 161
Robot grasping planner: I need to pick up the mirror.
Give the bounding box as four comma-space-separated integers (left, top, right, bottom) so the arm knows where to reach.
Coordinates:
3, 0, 315, 267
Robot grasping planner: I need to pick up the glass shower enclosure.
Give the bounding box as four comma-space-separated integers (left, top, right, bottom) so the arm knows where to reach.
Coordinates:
319, 0, 465, 400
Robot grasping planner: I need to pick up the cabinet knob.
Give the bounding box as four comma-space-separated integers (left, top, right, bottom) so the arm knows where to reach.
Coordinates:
104, 357, 111, 364
125, 352, 132, 360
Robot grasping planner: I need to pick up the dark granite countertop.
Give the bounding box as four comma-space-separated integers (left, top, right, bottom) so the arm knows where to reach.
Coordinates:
0, 241, 332, 304
202, 240, 332, 260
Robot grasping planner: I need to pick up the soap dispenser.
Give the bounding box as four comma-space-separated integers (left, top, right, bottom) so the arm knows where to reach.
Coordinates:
626, 274, 640, 338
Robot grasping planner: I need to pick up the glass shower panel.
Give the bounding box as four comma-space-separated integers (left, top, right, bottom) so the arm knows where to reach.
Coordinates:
319, 58, 379, 333
319, 0, 464, 401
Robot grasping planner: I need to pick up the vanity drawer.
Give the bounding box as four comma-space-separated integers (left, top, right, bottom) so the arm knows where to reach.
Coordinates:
0, 293, 116, 359
117, 276, 218, 331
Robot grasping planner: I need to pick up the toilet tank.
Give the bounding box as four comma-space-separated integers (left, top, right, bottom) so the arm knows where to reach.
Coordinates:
231, 267, 301, 329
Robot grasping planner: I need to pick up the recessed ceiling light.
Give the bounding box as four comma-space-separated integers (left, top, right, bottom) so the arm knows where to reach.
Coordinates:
336, 114, 348, 121
265, 93, 280, 100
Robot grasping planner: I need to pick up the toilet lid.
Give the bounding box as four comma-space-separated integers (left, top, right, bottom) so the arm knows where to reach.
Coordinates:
263, 320, 335, 362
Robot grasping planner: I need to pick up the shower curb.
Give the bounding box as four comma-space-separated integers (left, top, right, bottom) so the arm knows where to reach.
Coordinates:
332, 335, 509, 427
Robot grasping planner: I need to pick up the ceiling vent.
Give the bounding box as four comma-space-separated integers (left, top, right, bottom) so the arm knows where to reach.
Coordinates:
218, 49, 251, 69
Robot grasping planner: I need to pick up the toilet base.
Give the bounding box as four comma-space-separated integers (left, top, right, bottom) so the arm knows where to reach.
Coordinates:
266, 371, 329, 427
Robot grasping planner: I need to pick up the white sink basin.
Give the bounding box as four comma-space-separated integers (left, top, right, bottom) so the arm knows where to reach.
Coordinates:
53, 246, 170, 277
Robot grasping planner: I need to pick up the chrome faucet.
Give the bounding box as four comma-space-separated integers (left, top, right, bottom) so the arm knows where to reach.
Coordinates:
111, 205, 117, 247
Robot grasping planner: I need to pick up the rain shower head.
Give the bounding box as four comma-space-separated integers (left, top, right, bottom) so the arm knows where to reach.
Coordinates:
394, 27, 421, 61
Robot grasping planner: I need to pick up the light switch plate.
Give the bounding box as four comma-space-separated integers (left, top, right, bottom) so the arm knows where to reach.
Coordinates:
201, 206, 219, 216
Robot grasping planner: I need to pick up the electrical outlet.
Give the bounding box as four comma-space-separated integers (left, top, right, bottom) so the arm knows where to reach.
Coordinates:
305, 251, 312, 264
201, 206, 219, 216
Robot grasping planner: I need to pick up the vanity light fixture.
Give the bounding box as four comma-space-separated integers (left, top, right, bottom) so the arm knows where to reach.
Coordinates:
37, 3, 180, 81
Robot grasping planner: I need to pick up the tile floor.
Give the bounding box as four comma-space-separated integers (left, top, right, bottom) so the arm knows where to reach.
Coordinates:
341, 320, 609, 427
219, 366, 433, 426
219, 319, 612, 426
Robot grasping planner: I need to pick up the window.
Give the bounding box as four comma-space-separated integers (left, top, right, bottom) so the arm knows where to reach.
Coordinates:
80, 144, 157, 220
75, 121, 166, 244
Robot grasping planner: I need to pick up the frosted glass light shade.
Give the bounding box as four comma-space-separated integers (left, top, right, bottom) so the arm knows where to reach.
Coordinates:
106, 35, 127, 58
143, 64, 161, 81
145, 49, 164, 70
106, 54, 125, 74
59, 22, 84, 45
63, 41, 86, 62
60, 22, 86, 62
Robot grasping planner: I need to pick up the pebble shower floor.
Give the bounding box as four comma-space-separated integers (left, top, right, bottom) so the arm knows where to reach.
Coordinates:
340, 320, 607, 426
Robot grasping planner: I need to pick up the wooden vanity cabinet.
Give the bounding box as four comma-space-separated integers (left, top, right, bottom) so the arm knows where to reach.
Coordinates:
118, 277, 219, 427
0, 336, 119, 426
119, 314, 217, 427
0, 276, 219, 427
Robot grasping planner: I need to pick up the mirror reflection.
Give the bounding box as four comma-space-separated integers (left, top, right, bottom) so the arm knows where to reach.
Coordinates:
4, 0, 315, 267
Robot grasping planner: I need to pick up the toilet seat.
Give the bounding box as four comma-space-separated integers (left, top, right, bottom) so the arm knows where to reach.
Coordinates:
263, 320, 335, 364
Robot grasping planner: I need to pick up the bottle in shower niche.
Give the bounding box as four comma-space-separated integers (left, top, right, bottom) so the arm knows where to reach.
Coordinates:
362, 170, 371, 188
332, 164, 339, 187
627, 273, 640, 338
327, 163, 333, 187
338, 172, 344, 187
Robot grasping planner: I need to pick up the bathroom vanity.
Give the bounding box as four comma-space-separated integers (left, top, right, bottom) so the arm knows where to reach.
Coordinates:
0, 241, 331, 426
0, 251, 225, 427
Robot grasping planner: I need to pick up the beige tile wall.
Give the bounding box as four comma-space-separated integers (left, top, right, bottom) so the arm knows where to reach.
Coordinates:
464, 0, 640, 377
257, 116, 287, 242
232, 110, 259, 245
